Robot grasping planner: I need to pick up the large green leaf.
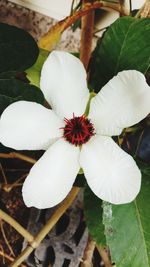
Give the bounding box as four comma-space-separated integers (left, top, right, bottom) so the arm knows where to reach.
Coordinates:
0, 23, 39, 73
84, 185, 106, 246
103, 161, 150, 267
0, 79, 45, 115
90, 17, 150, 92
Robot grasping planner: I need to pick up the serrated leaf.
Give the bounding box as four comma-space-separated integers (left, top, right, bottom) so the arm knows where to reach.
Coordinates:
90, 17, 150, 92
0, 23, 39, 73
0, 79, 45, 115
84, 185, 106, 246
26, 49, 49, 87
103, 161, 150, 267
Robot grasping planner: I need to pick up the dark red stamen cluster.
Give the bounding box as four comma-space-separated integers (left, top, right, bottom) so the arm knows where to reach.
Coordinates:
62, 114, 95, 146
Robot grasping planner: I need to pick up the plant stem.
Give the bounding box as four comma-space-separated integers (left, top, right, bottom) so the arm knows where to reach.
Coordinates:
0, 210, 34, 243
9, 186, 80, 267
80, 235, 96, 267
80, 0, 95, 70
0, 152, 36, 164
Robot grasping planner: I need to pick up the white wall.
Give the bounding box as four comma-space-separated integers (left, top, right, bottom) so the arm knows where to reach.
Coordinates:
9, 0, 77, 20
9, 0, 145, 20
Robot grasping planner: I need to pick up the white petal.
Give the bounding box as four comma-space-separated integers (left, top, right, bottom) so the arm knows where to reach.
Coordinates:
40, 51, 89, 119
89, 70, 150, 136
80, 135, 141, 204
22, 139, 80, 209
0, 101, 64, 150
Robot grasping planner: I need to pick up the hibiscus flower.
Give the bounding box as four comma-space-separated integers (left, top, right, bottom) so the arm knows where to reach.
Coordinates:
0, 51, 150, 209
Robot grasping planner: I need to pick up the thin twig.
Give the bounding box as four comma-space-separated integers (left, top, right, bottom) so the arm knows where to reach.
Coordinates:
0, 210, 34, 244
2, 173, 27, 193
80, 235, 96, 267
0, 244, 5, 264
9, 187, 80, 267
0, 163, 8, 184
134, 129, 145, 158
0, 221, 15, 257
0, 250, 27, 267
0, 152, 36, 164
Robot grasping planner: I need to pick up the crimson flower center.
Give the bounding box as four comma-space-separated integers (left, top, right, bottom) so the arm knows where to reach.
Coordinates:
62, 115, 95, 146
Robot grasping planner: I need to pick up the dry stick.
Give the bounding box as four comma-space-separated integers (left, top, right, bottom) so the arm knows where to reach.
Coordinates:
0, 244, 5, 264
96, 245, 113, 267
0, 221, 15, 257
0, 250, 27, 267
0, 152, 36, 164
9, 187, 80, 267
3, 173, 27, 193
0, 163, 8, 184
80, 0, 95, 70
80, 235, 96, 267
0, 210, 34, 244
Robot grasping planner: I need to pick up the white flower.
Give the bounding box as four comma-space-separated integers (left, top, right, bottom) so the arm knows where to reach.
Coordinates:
0, 51, 150, 209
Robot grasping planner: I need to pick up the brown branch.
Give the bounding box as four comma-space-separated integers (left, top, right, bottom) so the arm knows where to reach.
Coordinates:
0, 152, 36, 164
2, 173, 27, 193
80, 235, 96, 267
0, 250, 27, 267
96, 245, 113, 267
0, 221, 15, 257
0, 163, 8, 184
80, 0, 95, 70
9, 187, 80, 267
0, 210, 34, 244
38, 1, 127, 51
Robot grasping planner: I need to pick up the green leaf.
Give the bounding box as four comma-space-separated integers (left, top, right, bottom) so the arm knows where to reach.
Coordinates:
0, 23, 39, 73
0, 78, 45, 115
26, 48, 49, 87
90, 17, 150, 92
103, 161, 150, 267
84, 185, 106, 246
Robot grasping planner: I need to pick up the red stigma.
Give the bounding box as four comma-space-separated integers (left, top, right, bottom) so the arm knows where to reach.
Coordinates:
62, 115, 95, 146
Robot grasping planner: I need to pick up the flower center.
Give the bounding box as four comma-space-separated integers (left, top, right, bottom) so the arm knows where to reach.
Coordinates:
62, 115, 95, 146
